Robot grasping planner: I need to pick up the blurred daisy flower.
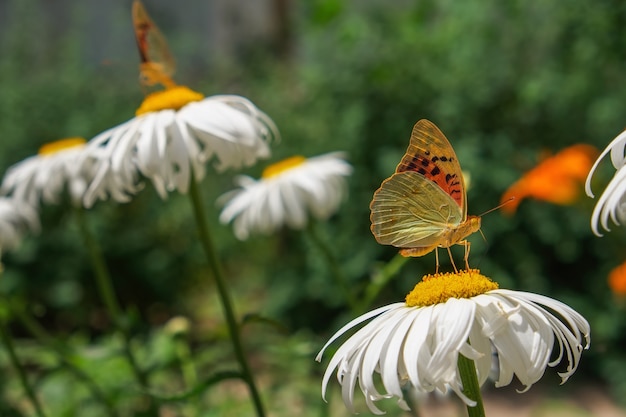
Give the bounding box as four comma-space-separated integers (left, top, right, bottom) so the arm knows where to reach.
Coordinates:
1, 138, 96, 209
585, 128, 626, 236
218, 153, 353, 240
316, 269, 590, 415
82, 1, 278, 207
0, 197, 39, 255
501, 144, 598, 215
82, 92, 278, 207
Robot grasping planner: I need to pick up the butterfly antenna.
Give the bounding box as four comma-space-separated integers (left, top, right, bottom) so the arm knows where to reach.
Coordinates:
478, 228, 487, 244
477, 197, 516, 217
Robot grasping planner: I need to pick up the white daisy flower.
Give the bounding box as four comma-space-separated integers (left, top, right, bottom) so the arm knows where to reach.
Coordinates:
0, 197, 39, 254
218, 152, 353, 240
316, 269, 590, 415
82, 87, 278, 207
1, 138, 95, 209
585, 128, 626, 236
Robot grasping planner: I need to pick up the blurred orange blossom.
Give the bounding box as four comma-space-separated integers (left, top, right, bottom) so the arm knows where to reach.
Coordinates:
500, 144, 599, 215
609, 261, 626, 296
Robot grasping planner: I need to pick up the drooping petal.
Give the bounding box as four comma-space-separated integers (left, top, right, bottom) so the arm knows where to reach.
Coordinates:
0, 197, 39, 253
318, 285, 590, 414
589, 164, 626, 235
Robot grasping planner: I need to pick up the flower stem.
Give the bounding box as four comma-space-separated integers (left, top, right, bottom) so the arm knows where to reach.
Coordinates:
74, 208, 123, 321
73, 207, 156, 413
305, 221, 358, 312
0, 321, 47, 417
188, 180, 266, 417
402, 385, 422, 417
357, 253, 409, 314
8, 301, 119, 417
457, 354, 486, 417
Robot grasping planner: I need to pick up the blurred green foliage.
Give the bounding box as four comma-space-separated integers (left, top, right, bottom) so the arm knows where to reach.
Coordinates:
1, 0, 626, 415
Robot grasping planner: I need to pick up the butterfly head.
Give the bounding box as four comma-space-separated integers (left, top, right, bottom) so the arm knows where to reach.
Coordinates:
466, 215, 481, 236
444, 215, 481, 249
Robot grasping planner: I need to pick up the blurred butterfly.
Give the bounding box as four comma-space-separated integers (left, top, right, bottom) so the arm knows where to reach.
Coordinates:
370, 119, 481, 270
132, 0, 176, 89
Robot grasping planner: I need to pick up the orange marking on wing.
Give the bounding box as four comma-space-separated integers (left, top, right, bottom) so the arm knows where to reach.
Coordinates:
395, 120, 465, 209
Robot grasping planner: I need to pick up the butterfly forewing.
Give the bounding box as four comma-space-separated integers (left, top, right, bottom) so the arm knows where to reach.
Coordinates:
395, 119, 467, 217
132, 0, 176, 83
370, 171, 463, 248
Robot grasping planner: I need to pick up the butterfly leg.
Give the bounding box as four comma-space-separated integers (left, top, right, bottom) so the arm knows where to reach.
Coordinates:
462, 240, 471, 270
435, 248, 440, 273
446, 246, 458, 273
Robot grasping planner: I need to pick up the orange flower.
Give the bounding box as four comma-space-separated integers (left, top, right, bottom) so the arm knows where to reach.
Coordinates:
501, 144, 599, 215
609, 261, 626, 296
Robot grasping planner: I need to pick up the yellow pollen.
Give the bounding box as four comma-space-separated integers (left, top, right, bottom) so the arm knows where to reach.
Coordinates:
38, 137, 86, 156
262, 156, 307, 179
135, 86, 205, 116
405, 269, 498, 307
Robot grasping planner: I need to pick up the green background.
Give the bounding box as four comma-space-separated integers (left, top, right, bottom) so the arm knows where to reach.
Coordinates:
0, 0, 625, 415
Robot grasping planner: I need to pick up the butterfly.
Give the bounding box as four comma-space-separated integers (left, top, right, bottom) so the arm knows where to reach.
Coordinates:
132, 0, 176, 89
370, 119, 481, 270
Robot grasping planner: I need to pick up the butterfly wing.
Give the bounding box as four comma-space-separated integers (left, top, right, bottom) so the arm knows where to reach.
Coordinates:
395, 119, 467, 218
132, 0, 176, 86
370, 171, 464, 249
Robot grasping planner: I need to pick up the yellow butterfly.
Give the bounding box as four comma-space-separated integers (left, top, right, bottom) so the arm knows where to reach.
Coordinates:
370, 119, 481, 270
132, 0, 176, 89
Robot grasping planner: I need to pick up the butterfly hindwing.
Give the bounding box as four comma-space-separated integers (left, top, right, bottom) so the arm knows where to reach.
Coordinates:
395, 119, 467, 216
370, 171, 463, 249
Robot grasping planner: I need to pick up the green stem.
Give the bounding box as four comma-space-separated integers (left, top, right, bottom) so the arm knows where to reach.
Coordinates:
0, 321, 47, 417
144, 370, 243, 402
10, 303, 119, 417
357, 253, 409, 314
73, 207, 157, 414
402, 385, 422, 417
74, 207, 123, 321
188, 180, 266, 417
457, 354, 486, 417
305, 221, 358, 312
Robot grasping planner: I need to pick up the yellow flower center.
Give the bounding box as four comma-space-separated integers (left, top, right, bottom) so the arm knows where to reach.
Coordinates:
38, 137, 86, 156
135, 86, 205, 116
261, 156, 307, 179
405, 269, 498, 307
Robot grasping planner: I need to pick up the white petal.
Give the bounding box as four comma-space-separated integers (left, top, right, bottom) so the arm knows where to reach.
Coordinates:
218, 152, 352, 239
